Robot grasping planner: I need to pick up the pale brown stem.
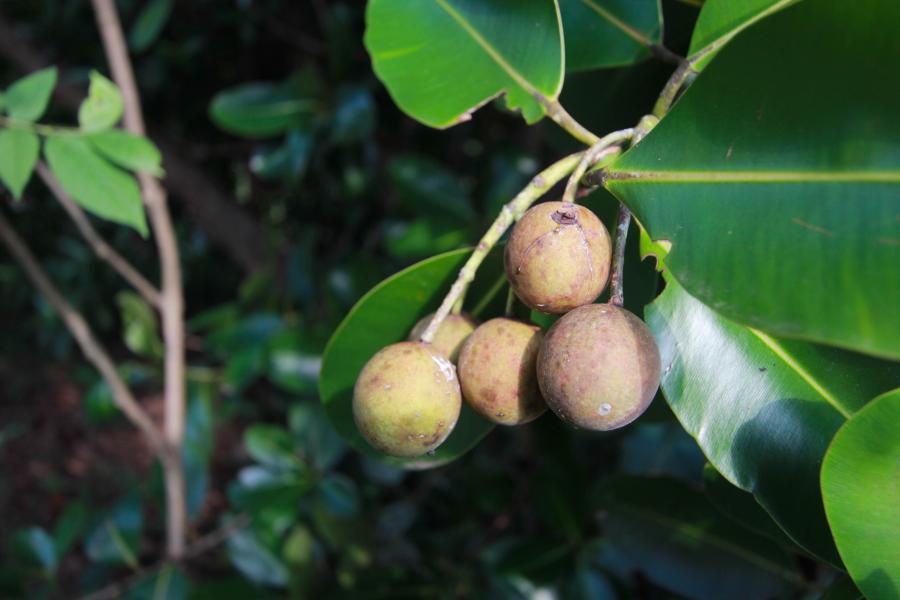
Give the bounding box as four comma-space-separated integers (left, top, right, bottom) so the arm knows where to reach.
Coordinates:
36, 162, 162, 307
561, 129, 634, 204
0, 210, 166, 453
91, 0, 187, 559
609, 204, 631, 307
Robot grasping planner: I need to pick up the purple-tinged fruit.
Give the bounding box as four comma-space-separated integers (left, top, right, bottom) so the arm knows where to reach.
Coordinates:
537, 304, 660, 430
505, 201, 611, 314
353, 342, 461, 457
458, 318, 546, 425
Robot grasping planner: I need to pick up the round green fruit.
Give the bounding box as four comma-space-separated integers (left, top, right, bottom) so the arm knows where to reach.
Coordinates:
353, 341, 461, 457
408, 312, 477, 363
457, 318, 546, 425
505, 201, 611, 314
537, 304, 660, 430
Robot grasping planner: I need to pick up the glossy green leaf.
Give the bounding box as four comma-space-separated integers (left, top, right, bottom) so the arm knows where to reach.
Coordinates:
608, 0, 900, 359
822, 389, 900, 600
320, 247, 505, 469
4, 67, 57, 122
0, 128, 39, 199
646, 276, 900, 564
687, 0, 795, 63
78, 71, 124, 132
560, 0, 661, 71
86, 130, 163, 176
702, 463, 800, 550
44, 135, 148, 235
128, 0, 174, 52
364, 0, 563, 127
595, 476, 804, 599
209, 82, 315, 138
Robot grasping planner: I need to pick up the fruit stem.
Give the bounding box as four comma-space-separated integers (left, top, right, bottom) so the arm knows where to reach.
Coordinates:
561, 128, 634, 205
418, 152, 584, 344
609, 202, 631, 307
504, 285, 517, 317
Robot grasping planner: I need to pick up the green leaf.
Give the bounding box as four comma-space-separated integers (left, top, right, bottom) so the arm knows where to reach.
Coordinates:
364, 0, 563, 127
646, 276, 900, 564
559, 0, 661, 71
320, 247, 503, 469
244, 425, 303, 471
608, 0, 900, 359
701, 464, 800, 551
128, 0, 174, 52
86, 130, 163, 176
688, 0, 795, 63
209, 82, 315, 138
12, 527, 56, 575
595, 476, 804, 599
44, 135, 148, 235
85, 495, 142, 567
117, 291, 163, 359
822, 389, 900, 600
289, 403, 346, 472
316, 474, 359, 518
53, 500, 87, 557
4, 67, 57, 122
125, 565, 191, 600
78, 71, 124, 132
0, 129, 39, 199
226, 526, 288, 587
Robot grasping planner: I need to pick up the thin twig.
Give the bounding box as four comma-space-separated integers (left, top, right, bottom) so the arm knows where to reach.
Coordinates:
91, 0, 187, 560
538, 97, 601, 146
418, 153, 584, 343
608, 204, 631, 307
649, 43, 684, 66
36, 163, 162, 307
504, 285, 516, 317
561, 129, 634, 204
77, 515, 251, 600
0, 209, 166, 453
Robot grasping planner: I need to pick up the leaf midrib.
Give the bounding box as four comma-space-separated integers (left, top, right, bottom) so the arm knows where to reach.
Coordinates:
607, 170, 900, 183
579, 0, 656, 47
434, 0, 561, 99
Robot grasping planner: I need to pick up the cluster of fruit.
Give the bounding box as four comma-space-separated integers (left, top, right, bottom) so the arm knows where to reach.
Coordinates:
353, 201, 662, 458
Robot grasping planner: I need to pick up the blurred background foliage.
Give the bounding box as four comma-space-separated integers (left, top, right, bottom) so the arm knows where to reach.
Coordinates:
0, 0, 851, 598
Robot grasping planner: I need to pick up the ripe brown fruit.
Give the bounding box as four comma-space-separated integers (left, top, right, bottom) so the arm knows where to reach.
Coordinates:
505, 201, 611, 314
457, 318, 546, 425
408, 312, 477, 363
537, 304, 660, 431
353, 341, 461, 457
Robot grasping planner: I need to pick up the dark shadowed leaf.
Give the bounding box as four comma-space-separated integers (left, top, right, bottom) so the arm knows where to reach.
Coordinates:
560, 0, 661, 71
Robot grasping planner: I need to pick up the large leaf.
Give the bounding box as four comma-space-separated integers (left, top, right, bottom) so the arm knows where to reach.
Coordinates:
560, 0, 661, 71
320, 247, 509, 469
0, 128, 39, 199
43, 135, 148, 235
594, 476, 804, 599
4, 67, 57, 122
822, 389, 900, 600
687, 0, 795, 62
645, 276, 900, 564
364, 0, 563, 127
607, 0, 900, 359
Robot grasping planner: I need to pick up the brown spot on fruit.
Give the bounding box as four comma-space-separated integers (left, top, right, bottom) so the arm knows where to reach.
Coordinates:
457, 318, 547, 426
537, 304, 660, 431
505, 202, 611, 314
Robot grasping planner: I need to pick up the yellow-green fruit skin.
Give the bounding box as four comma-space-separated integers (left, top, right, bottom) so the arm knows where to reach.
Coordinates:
408, 312, 477, 363
537, 304, 660, 431
457, 318, 547, 425
505, 201, 611, 314
353, 342, 462, 457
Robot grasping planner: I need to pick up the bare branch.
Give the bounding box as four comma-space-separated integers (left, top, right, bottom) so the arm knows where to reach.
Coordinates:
0, 209, 166, 453
90, 0, 187, 559
36, 162, 162, 307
